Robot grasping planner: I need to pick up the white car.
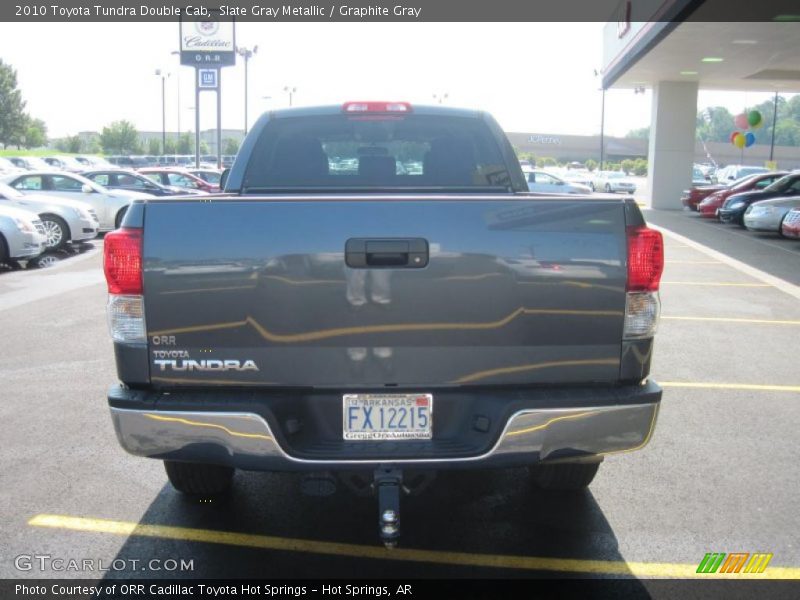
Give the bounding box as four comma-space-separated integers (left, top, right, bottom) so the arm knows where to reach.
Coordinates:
0, 204, 47, 263
591, 171, 637, 194
0, 157, 26, 177
523, 169, 592, 194
0, 182, 98, 250
1, 171, 153, 231
7, 156, 52, 171
43, 156, 86, 172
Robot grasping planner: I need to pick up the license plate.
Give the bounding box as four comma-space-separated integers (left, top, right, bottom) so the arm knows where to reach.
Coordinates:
343, 393, 432, 440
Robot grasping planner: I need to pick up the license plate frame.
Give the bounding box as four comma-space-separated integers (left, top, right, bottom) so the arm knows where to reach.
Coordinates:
342, 393, 433, 441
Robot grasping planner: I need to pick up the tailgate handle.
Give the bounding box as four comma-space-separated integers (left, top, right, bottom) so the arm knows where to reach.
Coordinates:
346, 238, 429, 268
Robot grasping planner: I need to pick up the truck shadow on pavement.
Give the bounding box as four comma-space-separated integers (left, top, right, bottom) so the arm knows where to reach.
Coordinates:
101, 467, 650, 583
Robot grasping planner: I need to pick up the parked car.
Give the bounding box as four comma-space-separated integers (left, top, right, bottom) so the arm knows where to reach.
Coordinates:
714, 164, 769, 184
523, 169, 592, 194
780, 208, 800, 239
43, 156, 86, 172
139, 167, 220, 192
691, 166, 712, 187
74, 156, 118, 169
186, 168, 223, 187
560, 170, 593, 188
0, 204, 47, 264
697, 172, 789, 218
7, 156, 53, 171
81, 169, 206, 197
2, 171, 153, 231
743, 197, 800, 233
719, 172, 800, 226
591, 171, 636, 194
0, 181, 98, 250
0, 157, 26, 177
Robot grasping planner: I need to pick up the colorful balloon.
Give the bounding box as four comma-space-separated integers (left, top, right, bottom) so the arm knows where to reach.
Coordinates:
733, 133, 746, 149
745, 132, 756, 147
748, 110, 763, 129
730, 131, 740, 144
734, 113, 750, 129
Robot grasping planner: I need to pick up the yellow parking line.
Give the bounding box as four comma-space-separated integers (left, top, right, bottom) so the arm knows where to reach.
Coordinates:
27, 514, 800, 579
662, 316, 800, 326
661, 281, 770, 287
659, 382, 800, 393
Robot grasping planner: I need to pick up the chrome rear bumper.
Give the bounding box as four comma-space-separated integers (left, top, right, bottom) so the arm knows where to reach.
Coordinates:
109, 393, 659, 470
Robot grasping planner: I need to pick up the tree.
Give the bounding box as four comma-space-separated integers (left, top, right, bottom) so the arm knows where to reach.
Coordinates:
177, 132, 193, 154
24, 118, 47, 149
584, 159, 597, 171
65, 135, 82, 153
100, 120, 141, 154
164, 138, 177, 154
633, 158, 648, 176
0, 59, 27, 149
620, 159, 635, 174
223, 138, 240, 155
147, 138, 161, 155
625, 127, 649, 140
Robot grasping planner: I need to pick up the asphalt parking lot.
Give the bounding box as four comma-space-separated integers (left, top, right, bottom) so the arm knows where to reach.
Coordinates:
1, 210, 799, 582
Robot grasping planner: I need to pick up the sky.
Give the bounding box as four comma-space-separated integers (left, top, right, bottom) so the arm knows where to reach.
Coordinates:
0, 21, 791, 139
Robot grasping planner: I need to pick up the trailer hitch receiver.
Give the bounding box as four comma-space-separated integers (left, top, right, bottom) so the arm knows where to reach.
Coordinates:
375, 468, 402, 548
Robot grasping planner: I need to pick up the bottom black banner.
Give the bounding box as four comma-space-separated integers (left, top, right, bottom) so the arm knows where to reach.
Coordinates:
2, 579, 799, 600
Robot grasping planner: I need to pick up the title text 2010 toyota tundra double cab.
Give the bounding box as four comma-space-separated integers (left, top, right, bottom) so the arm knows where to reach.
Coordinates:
104, 102, 663, 546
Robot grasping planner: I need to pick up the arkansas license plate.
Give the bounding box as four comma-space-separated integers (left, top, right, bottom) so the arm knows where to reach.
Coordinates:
343, 393, 432, 440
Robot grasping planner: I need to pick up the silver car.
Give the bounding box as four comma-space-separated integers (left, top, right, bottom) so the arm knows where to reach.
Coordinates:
0, 182, 98, 250
592, 171, 637, 194
523, 170, 593, 194
0, 204, 47, 263
743, 196, 800, 233
1, 171, 152, 231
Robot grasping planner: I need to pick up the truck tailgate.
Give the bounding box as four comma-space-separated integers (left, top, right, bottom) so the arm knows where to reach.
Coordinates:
143, 197, 629, 387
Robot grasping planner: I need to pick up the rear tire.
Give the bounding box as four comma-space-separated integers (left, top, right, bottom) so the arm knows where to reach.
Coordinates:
40, 214, 69, 251
0, 233, 8, 265
529, 461, 600, 491
164, 460, 234, 496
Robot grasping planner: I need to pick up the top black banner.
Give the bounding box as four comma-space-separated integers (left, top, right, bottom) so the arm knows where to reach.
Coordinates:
4, 0, 800, 22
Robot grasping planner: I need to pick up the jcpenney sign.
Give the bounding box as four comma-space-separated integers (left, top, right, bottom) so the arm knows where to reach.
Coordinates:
528, 135, 562, 145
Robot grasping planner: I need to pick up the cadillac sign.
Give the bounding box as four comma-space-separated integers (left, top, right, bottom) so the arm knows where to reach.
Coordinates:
179, 15, 236, 66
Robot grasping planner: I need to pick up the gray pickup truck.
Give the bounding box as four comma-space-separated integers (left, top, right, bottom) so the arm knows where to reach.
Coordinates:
104, 102, 663, 546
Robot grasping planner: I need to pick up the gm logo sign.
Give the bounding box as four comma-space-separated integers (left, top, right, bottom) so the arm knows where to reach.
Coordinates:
697, 552, 773, 574
198, 69, 218, 89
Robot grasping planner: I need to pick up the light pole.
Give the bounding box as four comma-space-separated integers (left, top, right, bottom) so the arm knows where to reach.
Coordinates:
236, 45, 258, 135
170, 51, 181, 138
433, 93, 448, 104
284, 86, 297, 107
594, 69, 606, 171
769, 91, 780, 163
155, 69, 170, 154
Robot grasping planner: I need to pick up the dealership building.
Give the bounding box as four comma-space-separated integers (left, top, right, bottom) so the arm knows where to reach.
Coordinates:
602, 0, 800, 208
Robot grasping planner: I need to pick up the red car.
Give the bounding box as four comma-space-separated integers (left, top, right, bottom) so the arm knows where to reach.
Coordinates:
138, 168, 220, 193
782, 208, 800, 239
682, 184, 726, 210
697, 171, 787, 219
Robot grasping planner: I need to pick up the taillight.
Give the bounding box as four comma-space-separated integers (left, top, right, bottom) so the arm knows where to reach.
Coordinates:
104, 228, 146, 344
624, 226, 663, 339
104, 228, 142, 294
626, 226, 663, 292
342, 101, 412, 113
